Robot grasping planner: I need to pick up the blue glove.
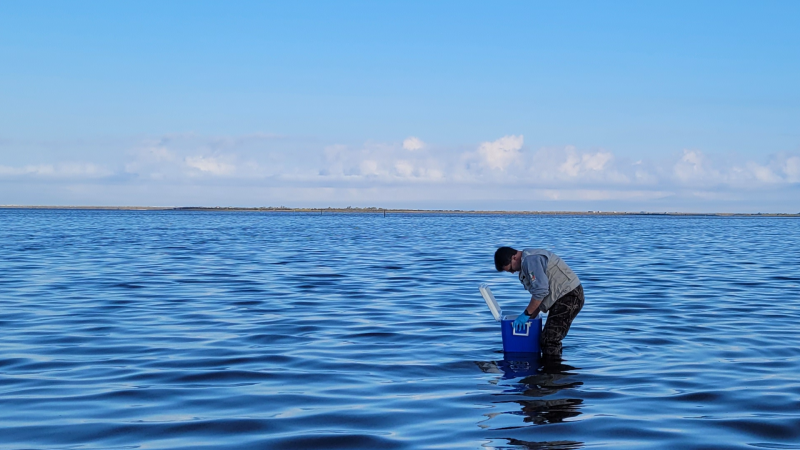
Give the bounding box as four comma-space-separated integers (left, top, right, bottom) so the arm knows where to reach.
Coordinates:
513, 312, 531, 333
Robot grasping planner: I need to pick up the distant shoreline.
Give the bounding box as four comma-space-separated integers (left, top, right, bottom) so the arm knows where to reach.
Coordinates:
1, 205, 798, 217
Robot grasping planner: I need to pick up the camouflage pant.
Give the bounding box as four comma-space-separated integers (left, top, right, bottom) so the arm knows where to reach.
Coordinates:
541, 285, 584, 358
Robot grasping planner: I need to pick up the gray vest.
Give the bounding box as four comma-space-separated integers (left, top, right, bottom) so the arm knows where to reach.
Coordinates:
522, 248, 581, 313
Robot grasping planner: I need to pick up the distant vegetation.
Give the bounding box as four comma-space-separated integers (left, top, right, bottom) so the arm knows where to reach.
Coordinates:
2, 206, 797, 216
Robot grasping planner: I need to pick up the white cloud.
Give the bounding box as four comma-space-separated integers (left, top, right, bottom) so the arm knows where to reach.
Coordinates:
478, 135, 523, 170
782, 156, 800, 182
144, 146, 176, 162
0, 163, 111, 178
394, 160, 414, 177
402, 137, 425, 151
359, 159, 381, 176
119, 133, 297, 181
320, 141, 444, 182
746, 162, 782, 184
58, 163, 112, 177
559, 150, 614, 177
0, 165, 50, 176
185, 155, 235, 175
671, 149, 792, 188
673, 149, 717, 183
510, 146, 630, 185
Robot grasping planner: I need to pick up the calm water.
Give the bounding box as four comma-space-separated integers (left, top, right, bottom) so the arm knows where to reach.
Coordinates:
1, 210, 799, 450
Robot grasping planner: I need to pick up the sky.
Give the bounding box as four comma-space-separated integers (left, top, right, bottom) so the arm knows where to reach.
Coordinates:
1, 1, 799, 212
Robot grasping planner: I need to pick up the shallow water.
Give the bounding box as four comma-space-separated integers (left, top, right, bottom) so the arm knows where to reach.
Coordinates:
1, 209, 799, 449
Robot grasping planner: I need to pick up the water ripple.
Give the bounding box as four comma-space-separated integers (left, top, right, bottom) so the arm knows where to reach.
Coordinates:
1, 210, 799, 449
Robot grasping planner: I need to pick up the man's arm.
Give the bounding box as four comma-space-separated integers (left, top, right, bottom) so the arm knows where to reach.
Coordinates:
513, 254, 549, 331
522, 255, 550, 306
524, 296, 542, 317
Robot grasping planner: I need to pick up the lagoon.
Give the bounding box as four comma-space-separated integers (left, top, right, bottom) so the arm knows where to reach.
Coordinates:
1, 209, 799, 449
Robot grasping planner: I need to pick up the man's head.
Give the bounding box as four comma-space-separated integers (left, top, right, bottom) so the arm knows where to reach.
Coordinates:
494, 246, 521, 273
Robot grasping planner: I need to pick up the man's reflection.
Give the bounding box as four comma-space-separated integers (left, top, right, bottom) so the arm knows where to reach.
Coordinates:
499, 438, 583, 450
476, 355, 585, 448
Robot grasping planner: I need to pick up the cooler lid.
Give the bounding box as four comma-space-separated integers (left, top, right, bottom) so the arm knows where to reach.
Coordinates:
479, 284, 503, 322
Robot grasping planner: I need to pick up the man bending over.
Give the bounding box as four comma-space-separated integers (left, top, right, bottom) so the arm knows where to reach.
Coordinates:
494, 246, 585, 359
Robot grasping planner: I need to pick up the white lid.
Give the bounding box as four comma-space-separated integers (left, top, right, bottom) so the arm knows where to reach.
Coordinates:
479, 284, 503, 321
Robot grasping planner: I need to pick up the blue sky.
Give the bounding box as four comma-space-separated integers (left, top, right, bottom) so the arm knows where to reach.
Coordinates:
1, 1, 799, 212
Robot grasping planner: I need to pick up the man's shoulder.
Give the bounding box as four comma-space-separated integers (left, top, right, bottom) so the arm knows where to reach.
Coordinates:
520, 250, 549, 270
522, 248, 552, 257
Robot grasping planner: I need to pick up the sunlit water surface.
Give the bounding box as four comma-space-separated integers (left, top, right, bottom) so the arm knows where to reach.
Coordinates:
1, 210, 799, 449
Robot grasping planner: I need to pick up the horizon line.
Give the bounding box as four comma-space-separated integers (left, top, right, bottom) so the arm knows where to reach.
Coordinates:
1, 205, 798, 217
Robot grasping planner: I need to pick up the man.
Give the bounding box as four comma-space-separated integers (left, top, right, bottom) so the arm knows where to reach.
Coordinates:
494, 246, 584, 359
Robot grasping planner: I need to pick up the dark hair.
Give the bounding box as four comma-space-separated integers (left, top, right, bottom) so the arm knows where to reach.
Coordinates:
494, 246, 518, 271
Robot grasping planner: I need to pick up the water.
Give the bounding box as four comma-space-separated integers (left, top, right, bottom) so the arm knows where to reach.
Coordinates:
1, 209, 799, 450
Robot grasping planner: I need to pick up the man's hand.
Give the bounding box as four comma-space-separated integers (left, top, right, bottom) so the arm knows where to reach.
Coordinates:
513, 312, 531, 332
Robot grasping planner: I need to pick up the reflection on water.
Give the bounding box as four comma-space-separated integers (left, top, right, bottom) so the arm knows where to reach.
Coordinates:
477, 355, 585, 449
498, 439, 584, 450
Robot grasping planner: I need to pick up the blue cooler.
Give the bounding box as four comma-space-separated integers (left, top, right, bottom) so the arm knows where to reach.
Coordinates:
501, 314, 542, 356
480, 284, 542, 356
